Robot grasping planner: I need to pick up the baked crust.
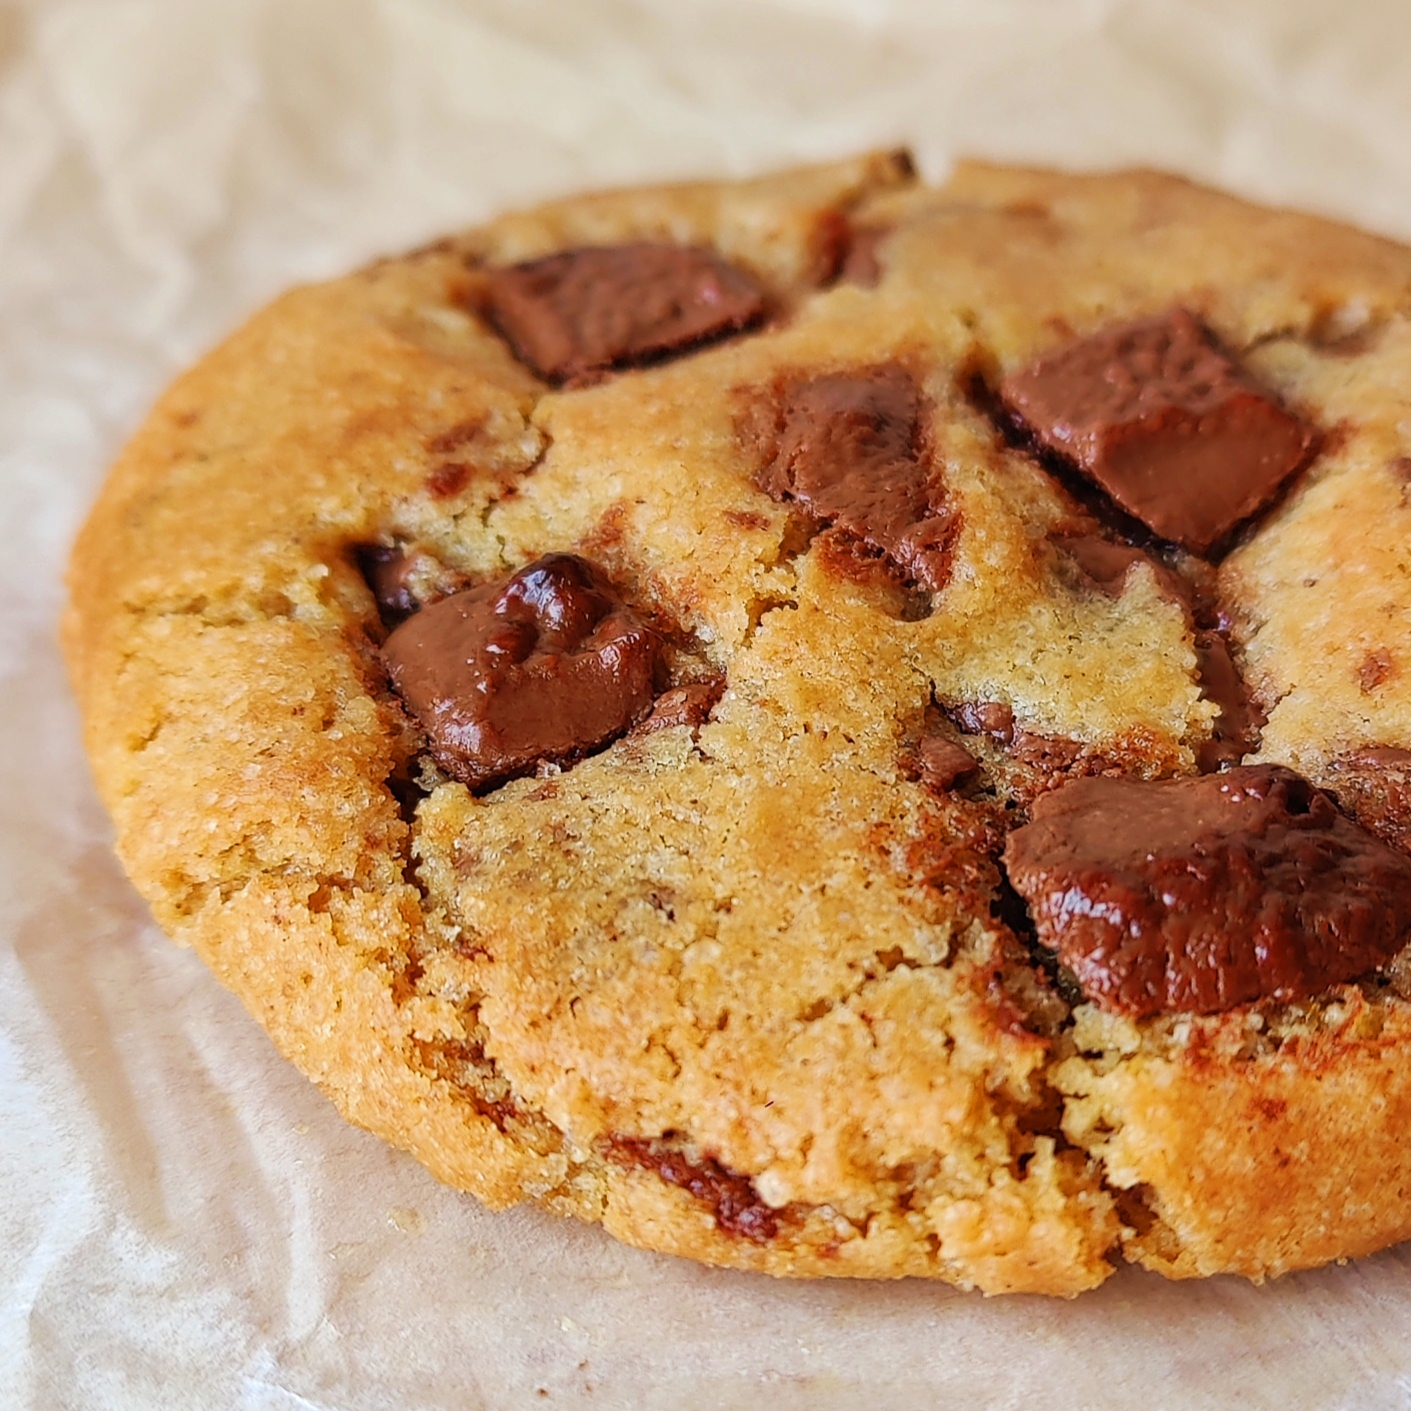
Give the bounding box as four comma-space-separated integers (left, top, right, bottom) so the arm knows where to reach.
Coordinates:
65, 151, 1411, 1294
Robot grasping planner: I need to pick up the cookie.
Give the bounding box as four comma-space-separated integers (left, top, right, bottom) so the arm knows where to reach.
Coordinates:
64, 150, 1411, 1296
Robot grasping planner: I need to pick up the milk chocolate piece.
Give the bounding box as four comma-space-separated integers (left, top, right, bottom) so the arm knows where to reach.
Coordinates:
950, 700, 1015, 744
357, 543, 464, 629
1002, 310, 1315, 554
1002, 765, 1411, 1018
1054, 533, 1189, 605
754, 367, 955, 591
1008, 729, 1084, 773
606, 1137, 778, 1243
485, 243, 767, 383
1051, 535, 1264, 769
1193, 629, 1266, 771
358, 544, 421, 625
839, 226, 890, 287
636, 679, 725, 735
1327, 747, 1411, 854
914, 735, 979, 792
383, 553, 658, 791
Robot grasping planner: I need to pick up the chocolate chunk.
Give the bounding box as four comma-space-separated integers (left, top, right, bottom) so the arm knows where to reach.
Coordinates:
1008, 729, 1084, 773
1194, 629, 1266, 771
914, 735, 979, 792
636, 679, 725, 735
484, 243, 768, 383
945, 698, 1142, 795
1359, 650, 1396, 694
1327, 747, 1411, 854
425, 462, 472, 499
382, 553, 658, 791
1049, 534, 1264, 770
606, 1136, 778, 1242
1054, 533, 1191, 606
753, 367, 955, 592
356, 543, 464, 628
839, 226, 890, 287
358, 544, 421, 625
1001, 310, 1316, 555
950, 700, 1015, 744
1056, 533, 1151, 596
1002, 765, 1411, 1018
1051, 527, 1266, 774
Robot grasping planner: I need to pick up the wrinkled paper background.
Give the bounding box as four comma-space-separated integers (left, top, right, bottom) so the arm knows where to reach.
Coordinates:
7, 1, 1411, 1406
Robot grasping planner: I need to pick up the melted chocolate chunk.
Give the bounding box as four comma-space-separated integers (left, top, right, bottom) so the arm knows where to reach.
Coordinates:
1056, 533, 1150, 596
945, 696, 1146, 797
607, 1137, 779, 1242
1327, 747, 1411, 854
949, 700, 1015, 745
357, 543, 465, 629
1002, 310, 1316, 555
1193, 629, 1266, 771
914, 734, 980, 792
1002, 765, 1411, 1018
753, 367, 954, 591
382, 553, 658, 791
1052, 534, 1264, 770
1054, 533, 1189, 605
1008, 729, 1085, 773
484, 243, 768, 383
636, 679, 725, 735
358, 544, 421, 626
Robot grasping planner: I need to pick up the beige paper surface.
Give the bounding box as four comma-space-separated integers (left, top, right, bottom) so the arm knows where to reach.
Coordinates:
7, 1, 1411, 1405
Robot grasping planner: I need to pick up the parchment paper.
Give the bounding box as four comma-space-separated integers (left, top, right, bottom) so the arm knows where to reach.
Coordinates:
7, 2, 1411, 1406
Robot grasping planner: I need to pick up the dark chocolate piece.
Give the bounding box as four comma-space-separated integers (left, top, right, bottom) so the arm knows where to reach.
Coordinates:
1002, 765, 1411, 1018
606, 1137, 778, 1242
1002, 310, 1316, 555
383, 553, 658, 791
754, 367, 955, 592
484, 243, 767, 383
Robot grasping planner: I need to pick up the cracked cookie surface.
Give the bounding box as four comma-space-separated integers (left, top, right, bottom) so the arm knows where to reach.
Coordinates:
65, 152, 1411, 1294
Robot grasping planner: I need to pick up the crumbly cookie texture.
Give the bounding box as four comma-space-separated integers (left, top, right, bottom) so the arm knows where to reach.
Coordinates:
65, 151, 1411, 1295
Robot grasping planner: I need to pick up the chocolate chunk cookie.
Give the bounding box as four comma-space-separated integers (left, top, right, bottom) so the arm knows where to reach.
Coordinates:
65, 151, 1411, 1295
